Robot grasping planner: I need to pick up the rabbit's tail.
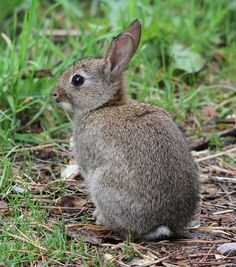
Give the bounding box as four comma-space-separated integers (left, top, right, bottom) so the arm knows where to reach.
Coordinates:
143, 225, 172, 241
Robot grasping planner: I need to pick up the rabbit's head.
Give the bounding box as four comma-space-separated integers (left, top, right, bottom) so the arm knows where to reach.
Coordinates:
52, 19, 141, 113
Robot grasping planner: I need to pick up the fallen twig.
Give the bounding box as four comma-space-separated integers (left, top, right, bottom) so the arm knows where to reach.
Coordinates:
21, 69, 53, 79
190, 226, 236, 231
196, 147, 236, 162
67, 223, 111, 233
190, 127, 236, 151
208, 165, 236, 175
210, 176, 236, 183
171, 239, 232, 244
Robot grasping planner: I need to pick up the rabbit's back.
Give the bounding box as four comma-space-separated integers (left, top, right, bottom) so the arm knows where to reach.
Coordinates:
75, 103, 196, 177
74, 103, 199, 235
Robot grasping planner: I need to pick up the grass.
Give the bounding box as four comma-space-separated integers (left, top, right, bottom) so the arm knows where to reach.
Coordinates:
0, 0, 236, 265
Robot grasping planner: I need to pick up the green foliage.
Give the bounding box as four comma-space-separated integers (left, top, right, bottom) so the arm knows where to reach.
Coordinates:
209, 133, 224, 150
1, 0, 235, 142
123, 243, 137, 262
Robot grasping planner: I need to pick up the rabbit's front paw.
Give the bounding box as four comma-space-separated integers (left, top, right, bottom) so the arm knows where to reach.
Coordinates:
93, 208, 100, 219
95, 214, 105, 225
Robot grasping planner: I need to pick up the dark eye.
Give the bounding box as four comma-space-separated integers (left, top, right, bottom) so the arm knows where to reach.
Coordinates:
71, 74, 84, 86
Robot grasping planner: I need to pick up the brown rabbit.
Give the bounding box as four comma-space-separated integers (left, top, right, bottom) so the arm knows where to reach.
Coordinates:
52, 19, 199, 240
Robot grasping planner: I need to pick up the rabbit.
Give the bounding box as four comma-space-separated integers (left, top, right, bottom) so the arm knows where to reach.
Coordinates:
52, 19, 199, 240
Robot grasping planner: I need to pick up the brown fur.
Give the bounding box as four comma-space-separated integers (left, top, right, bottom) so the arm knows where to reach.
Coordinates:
52, 19, 199, 240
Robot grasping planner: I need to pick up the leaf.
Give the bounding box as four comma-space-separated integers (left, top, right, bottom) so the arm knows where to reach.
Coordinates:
102, 0, 129, 28
217, 242, 236, 256
214, 254, 225, 260
0, 0, 23, 21
104, 253, 114, 261
130, 258, 156, 266
12, 185, 28, 194
50, 196, 91, 215
61, 164, 80, 179
57, 196, 89, 209
0, 199, 8, 212
13, 133, 47, 144
203, 185, 218, 199
202, 105, 218, 120
162, 263, 182, 267
67, 228, 104, 245
170, 43, 205, 73
130, 257, 169, 267
58, 0, 83, 18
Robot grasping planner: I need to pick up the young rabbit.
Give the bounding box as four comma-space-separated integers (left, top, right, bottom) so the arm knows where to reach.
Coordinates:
52, 19, 199, 240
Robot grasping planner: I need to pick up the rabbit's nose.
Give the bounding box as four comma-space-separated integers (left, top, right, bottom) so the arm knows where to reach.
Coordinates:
52, 92, 60, 103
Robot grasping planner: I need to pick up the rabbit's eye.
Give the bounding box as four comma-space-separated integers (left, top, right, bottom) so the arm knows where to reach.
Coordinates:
71, 74, 84, 86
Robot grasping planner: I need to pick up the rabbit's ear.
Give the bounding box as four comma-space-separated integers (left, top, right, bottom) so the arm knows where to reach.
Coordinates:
106, 19, 141, 76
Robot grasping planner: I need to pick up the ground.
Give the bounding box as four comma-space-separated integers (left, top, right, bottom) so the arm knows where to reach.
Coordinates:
1, 142, 235, 266
0, 1, 236, 266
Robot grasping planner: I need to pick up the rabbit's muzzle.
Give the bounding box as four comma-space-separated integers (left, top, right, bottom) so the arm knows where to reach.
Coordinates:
52, 86, 73, 111
52, 86, 66, 103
